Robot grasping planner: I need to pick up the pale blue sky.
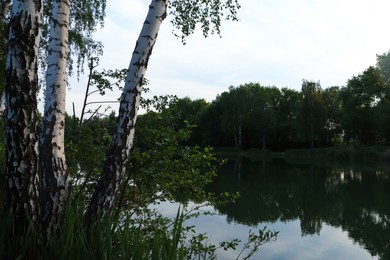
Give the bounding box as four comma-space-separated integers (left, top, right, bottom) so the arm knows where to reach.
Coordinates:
67, 0, 390, 116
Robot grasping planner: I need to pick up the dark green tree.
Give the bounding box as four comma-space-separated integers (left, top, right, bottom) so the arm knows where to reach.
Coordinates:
198, 98, 225, 147
165, 97, 209, 146
275, 87, 300, 149
376, 50, 390, 89
322, 86, 343, 145
198, 84, 301, 150
219, 86, 252, 149
297, 80, 327, 150
247, 84, 280, 150
340, 67, 385, 144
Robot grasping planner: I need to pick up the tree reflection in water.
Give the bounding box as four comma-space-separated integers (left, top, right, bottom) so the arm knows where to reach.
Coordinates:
208, 159, 390, 259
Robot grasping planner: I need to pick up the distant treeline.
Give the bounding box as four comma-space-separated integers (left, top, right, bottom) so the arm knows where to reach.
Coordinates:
72, 51, 390, 152
153, 63, 390, 151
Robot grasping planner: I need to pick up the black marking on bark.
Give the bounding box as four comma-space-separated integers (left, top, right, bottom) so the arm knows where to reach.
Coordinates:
5, 2, 41, 224
85, 0, 168, 227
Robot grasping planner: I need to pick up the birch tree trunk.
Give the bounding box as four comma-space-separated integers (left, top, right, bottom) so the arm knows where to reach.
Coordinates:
238, 123, 242, 149
40, 0, 71, 232
5, 0, 42, 222
0, 0, 10, 17
0, 1, 10, 115
234, 125, 238, 148
85, 0, 168, 224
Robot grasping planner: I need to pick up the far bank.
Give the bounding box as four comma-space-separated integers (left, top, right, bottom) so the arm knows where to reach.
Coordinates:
214, 145, 390, 164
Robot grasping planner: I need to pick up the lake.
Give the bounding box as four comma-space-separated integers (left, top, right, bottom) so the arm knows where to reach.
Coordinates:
156, 158, 390, 259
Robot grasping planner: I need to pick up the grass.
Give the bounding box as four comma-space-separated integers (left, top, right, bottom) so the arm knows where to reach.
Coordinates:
0, 202, 277, 260
0, 206, 180, 259
0, 205, 192, 260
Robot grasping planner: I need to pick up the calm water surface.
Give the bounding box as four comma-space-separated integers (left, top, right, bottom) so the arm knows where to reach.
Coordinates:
158, 159, 390, 259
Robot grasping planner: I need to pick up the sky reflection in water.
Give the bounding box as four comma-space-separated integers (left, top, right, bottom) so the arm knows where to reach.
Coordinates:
155, 159, 388, 259
156, 202, 376, 260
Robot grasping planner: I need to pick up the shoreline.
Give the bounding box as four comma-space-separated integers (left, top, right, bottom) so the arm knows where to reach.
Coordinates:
214, 145, 390, 164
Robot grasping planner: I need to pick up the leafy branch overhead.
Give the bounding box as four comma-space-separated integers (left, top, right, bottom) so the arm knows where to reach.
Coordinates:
170, 0, 241, 43
91, 68, 128, 95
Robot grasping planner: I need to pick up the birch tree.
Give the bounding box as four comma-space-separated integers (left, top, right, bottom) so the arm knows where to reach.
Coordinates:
4, 0, 240, 231
0, 0, 10, 86
38, 0, 105, 232
5, 0, 42, 222
0, 1, 10, 114
85, 0, 240, 224
3, 0, 106, 234
85, 0, 168, 224
40, 0, 71, 233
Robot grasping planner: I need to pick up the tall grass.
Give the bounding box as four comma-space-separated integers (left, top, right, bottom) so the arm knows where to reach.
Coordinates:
0, 202, 277, 259
0, 204, 182, 259
1, 205, 191, 259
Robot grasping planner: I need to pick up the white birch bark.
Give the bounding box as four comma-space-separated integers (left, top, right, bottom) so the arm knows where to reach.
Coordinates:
0, 0, 10, 19
0, 1, 10, 116
5, 0, 42, 222
40, 0, 71, 232
85, 0, 168, 224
